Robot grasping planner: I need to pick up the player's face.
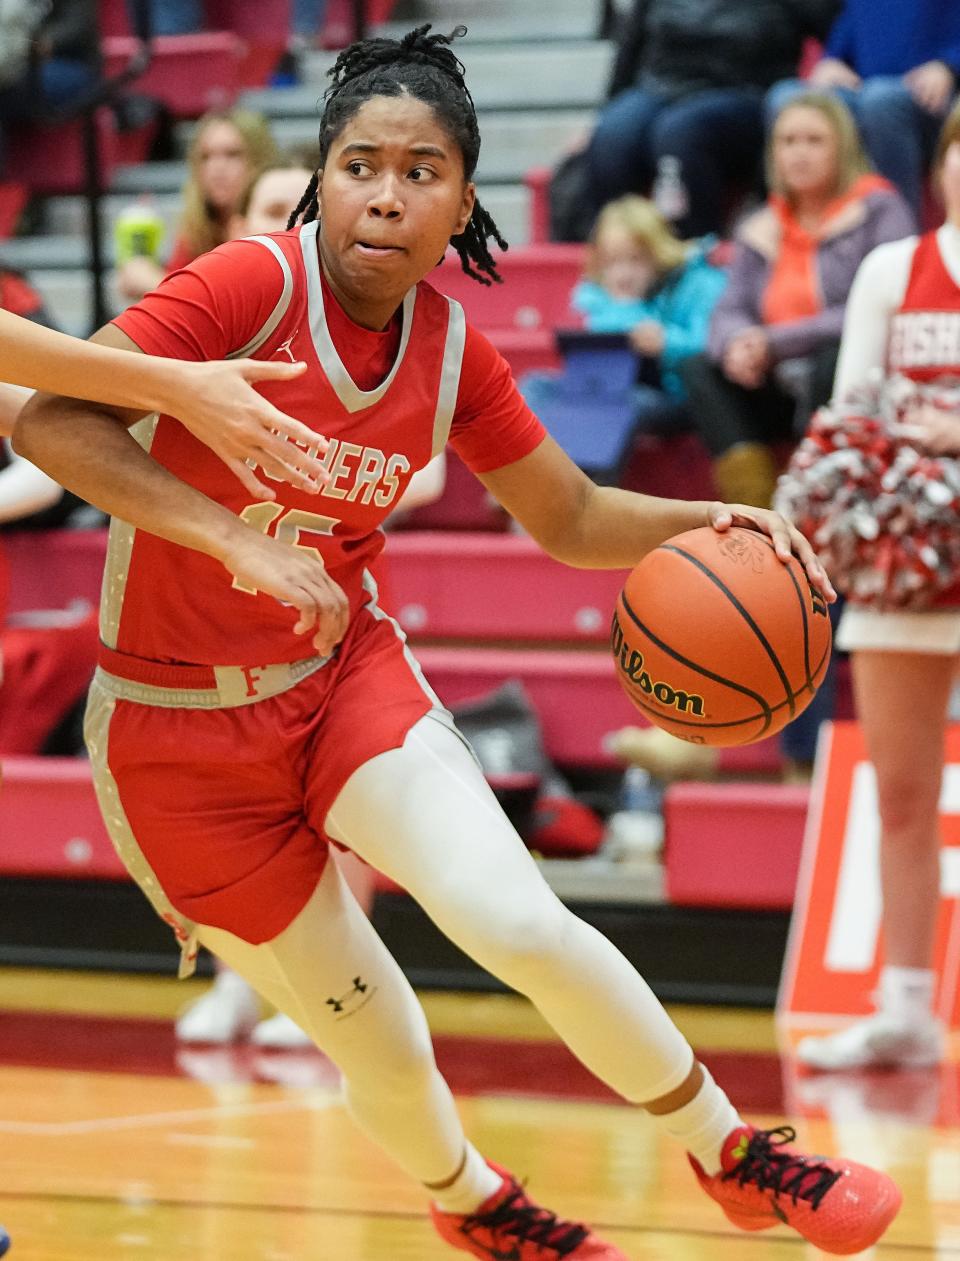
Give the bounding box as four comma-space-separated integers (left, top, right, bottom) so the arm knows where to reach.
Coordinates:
772, 106, 839, 201
196, 121, 252, 214
245, 167, 314, 234
316, 94, 476, 329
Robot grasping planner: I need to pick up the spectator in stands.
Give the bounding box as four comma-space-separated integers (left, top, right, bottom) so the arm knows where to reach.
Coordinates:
767, 0, 960, 223
522, 195, 726, 442
680, 92, 913, 509
791, 99, 960, 1073
117, 108, 277, 302
226, 152, 321, 240
583, 0, 840, 239
0, 0, 101, 174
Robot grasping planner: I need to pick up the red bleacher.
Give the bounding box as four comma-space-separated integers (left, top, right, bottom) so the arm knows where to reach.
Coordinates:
102, 33, 244, 116
98, 0, 400, 97
664, 781, 809, 909
387, 531, 623, 641
99, 0, 288, 93
398, 451, 508, 532
430, 244, 585, 376
5, 529, 108, 617
1, 757, 125, 879
1, 756, 803, 907
7, 110, 125, 198
524, 166, 552, 246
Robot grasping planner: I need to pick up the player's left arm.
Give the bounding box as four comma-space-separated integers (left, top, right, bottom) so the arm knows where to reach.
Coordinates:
478, 436, 835, 600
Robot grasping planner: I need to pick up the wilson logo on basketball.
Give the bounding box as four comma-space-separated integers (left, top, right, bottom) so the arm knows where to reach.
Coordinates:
610, 613, 705, 715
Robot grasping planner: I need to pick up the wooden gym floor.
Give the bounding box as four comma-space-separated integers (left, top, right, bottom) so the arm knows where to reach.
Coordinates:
0, 967, 955, 1259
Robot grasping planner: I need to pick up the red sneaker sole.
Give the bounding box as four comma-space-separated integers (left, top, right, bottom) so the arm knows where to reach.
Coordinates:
724, 1183, 903, 1255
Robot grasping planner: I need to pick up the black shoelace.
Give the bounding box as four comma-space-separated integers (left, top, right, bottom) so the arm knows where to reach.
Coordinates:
461, 1180, 590, 1257
723, 1126, 842, 1210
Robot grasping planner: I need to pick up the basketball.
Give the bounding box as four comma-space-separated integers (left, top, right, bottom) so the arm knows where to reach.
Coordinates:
611, 526, 832, 747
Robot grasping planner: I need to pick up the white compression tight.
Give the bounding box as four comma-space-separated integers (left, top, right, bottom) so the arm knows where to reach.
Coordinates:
198, 714, 695, 1187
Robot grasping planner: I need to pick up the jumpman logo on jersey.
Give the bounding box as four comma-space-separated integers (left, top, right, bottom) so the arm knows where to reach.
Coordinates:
273, 332, 299, 363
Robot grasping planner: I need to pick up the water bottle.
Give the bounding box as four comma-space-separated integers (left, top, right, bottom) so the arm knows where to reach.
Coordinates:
652, 155, 689, 225
603, 766, 664, 864
114, 198, 165, 266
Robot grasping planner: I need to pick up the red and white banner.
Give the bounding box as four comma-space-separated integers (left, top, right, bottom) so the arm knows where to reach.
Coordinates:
779, 720, 960, 1029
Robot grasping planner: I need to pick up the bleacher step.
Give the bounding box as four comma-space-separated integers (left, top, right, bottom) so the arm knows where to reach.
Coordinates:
260, 109, 592, 182
264, 41, 613, 110
1, 235, 111, 271
26, 271, 113, 338
388, 0, 603, 22
537, 856, 664, 904
111, 161, 189, 196
375, 11, 604, 44
44, 192, 184, 240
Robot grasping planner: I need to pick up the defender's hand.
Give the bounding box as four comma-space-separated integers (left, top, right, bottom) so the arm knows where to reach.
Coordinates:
165, 359, 330, 501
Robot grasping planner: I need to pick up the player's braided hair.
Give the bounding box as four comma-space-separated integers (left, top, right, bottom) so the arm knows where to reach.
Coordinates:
287, 24, 506, 285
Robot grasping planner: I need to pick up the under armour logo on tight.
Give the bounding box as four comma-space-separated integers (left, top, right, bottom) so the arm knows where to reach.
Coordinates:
326, 976, 372, 1016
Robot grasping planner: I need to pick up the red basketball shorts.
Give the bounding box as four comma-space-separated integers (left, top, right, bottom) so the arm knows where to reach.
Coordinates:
85, 605, 441, 946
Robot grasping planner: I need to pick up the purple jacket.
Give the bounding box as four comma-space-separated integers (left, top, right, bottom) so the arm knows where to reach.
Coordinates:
707, 186, 915, 364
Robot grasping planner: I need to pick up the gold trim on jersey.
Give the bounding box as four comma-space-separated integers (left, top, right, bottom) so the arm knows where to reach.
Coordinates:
99, 413, 160, 650
432, 297, 466, 457
85, 680, 200, 978
232, 234, 295, 358
300, 219, 417, 413
99, 242, 295, 653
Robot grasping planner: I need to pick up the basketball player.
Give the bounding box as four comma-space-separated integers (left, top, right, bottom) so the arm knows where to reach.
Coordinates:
15, 26, 898, 1260
796, 100, 960, 1073
0, 307, 326, 499
173, 156, 444, 1051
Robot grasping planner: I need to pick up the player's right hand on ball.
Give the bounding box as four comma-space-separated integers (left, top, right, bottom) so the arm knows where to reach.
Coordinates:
221, 531, 349, 656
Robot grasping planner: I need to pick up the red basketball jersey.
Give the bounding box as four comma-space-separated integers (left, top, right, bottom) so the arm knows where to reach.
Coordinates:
888, 231, 960, 382
109, 222, 545, 666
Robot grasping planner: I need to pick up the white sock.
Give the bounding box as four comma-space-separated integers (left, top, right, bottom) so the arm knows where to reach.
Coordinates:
658, 1066, 743, 1175
879, 966, 936, 1024
429, 1144, 504, 1216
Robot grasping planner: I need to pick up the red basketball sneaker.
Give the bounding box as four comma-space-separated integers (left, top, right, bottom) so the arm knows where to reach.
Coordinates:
690, 1124, 901, 1254
431, 1162, 627, 1259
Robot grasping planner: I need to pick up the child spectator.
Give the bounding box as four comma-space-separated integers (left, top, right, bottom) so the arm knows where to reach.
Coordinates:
574, 196, 727, 395
522, 196, 726, 457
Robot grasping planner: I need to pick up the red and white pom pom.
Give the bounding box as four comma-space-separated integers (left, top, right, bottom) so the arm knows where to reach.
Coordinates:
774, 375, 960, 609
